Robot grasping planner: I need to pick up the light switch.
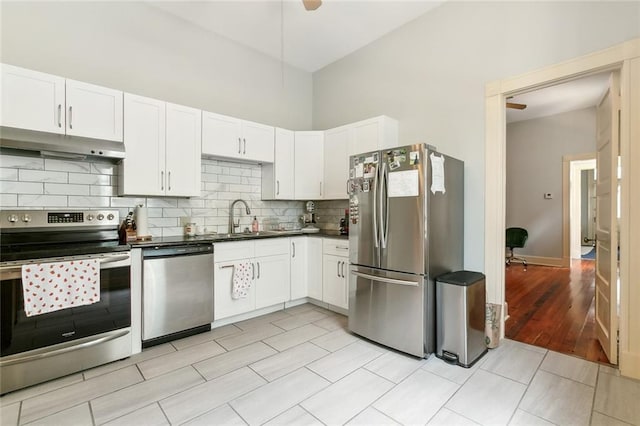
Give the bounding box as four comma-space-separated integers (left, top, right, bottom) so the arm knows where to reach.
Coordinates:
544, 193, 553, 199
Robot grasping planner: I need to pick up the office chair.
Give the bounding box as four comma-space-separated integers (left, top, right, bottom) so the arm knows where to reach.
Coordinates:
506, 227, 528, 271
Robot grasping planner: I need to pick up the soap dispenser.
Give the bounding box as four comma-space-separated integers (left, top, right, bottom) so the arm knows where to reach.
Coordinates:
251, 216, 259, 232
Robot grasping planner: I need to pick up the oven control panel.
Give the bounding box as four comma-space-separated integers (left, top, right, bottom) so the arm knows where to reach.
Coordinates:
0, 210, 119, 229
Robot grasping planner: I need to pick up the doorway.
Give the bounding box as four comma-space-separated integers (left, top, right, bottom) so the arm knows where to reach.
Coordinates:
484, 39, 640, 378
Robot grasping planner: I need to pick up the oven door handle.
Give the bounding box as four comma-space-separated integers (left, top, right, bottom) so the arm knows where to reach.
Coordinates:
0, 253, 131, 279
0, 329, 130, 367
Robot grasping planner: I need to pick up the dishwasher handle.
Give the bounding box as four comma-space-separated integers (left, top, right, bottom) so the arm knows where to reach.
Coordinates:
142, 244, 213, 259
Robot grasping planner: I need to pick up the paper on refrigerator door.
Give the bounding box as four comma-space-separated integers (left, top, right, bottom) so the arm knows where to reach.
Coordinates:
430, 153, 446, 194
388, 169, 419, 197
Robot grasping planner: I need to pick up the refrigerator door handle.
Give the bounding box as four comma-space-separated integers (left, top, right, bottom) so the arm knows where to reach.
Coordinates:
380, 162, 389, 249
351, 271, 419, 287
372, 161, 379, 248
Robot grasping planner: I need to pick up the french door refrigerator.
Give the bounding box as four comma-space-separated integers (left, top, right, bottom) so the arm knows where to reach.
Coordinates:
348, 143, 463, 357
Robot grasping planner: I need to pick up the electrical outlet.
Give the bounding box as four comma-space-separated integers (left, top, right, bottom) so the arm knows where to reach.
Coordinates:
544, 193, 553, 199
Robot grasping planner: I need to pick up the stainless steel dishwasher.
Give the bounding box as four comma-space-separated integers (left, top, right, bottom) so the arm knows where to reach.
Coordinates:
142, 244, 214, 346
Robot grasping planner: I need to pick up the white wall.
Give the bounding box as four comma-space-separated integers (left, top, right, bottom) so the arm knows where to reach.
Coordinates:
311, 1, 640, 271
0, 1, 312, 130
506, 107, 596, 259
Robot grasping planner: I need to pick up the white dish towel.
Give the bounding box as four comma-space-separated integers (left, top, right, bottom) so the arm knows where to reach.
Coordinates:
232, 262, 252, 299
21, 259, 101, 317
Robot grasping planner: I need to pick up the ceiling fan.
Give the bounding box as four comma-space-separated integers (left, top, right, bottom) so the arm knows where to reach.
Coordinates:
506, 96, 527, 110
302, 0, 322, 11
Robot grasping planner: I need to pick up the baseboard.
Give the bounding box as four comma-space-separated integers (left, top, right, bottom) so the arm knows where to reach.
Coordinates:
519, 255, 568, 268
620, 350, 640, 380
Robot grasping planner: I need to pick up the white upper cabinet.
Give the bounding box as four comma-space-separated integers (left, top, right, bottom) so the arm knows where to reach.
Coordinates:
1, 64, 123, 142
349, 116, 398, 156
1, 64, 65, 134
202, 111, 274, 163
323, 125, 350, 200
165, 102, 202, 197
294, 131, 324, 200
119, 93, 201, 197
262, 127, 294, 200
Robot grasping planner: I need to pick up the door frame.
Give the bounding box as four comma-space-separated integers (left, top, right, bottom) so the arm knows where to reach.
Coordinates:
565, 154, 596, 260
485, 38, 640, 379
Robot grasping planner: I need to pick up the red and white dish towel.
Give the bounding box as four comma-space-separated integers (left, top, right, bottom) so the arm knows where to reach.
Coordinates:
21, 259, 100, 317
232, 262, 252, 299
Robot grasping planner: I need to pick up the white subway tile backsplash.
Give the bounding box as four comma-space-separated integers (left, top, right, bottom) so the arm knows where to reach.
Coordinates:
1, 181, 43, 194
1, 152, 305, 236
19, 169, 68, 183
0, 156, 44, 170
45, 183, 90, 196
45, 159, 91, 173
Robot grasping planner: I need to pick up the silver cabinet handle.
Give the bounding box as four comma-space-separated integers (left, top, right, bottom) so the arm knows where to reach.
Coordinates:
168, 171, 171, 191
276, 180, 280, 195
161, 171, 164, 191
238, 138, 242, 154
257, 262, 261, 279
292, 242, 296, 258
351, 271, 419, 287
341, 261, 345, 278
243, 138, 246, 154
252, 263, 255, 280
68, 105, 73, 129
57, 104, 62, 128
320, 182, 323, 197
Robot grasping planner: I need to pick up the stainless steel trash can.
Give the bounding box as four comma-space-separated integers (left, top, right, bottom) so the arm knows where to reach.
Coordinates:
436, 271, 487, 368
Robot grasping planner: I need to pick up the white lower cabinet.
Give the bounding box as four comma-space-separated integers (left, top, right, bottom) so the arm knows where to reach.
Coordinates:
290, 236, 323, 301
214, 239, 290, 321
322, 238, 349, 310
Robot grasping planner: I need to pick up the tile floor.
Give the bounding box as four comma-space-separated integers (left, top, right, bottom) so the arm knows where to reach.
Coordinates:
1, 303, 639, 426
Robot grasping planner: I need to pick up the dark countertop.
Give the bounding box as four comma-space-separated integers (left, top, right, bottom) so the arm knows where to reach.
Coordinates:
129, 229, 348, 248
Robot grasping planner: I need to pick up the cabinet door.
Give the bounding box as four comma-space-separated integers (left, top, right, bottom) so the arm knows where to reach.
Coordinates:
323, 126, 350, 200
290, 237, 307, 300
202, 111, 242, 159
165, 102, 202, 197
350, 119, 380, 156
322, 254, 348, 309
274, 128, 295, 199
120, 93, 166, 196
242, 120, 274, 163
307, 237, 323, 300
255, 254, 290, 309
1, 64, 65, 134
214, 260, 256, 320
294, 131, 324, 199
65, 79, 123, 142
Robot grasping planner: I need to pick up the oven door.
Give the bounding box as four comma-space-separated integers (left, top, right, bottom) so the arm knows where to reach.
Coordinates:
1, 252, 132, 358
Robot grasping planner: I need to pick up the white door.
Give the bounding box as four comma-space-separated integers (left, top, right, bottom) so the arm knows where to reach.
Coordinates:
323, 126, 350, 200
255, 254, 290, 309
201, 111, 242, 159
65, 79, 123, 141
120, 94, 166, 196
307, 237, 323, 300
274, 128, 295, 199
350, 119, 380, 155
595, 72, 620, 364
1, 64, 65, 134
294, 131, 324, 199
242, 120, 275, 163
165, 102, 201, 197
322, 254, 348, 309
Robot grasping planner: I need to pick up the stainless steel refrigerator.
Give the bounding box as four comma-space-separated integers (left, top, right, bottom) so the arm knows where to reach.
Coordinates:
347, 143, 464, 357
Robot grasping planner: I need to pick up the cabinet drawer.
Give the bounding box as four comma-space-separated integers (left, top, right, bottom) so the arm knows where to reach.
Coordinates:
255, 238, 289, 257
322, 238, 349, 256
215, 241, 255, 262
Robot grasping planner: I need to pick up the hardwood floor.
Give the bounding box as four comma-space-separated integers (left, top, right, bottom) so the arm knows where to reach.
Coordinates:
505, 259, 610, 364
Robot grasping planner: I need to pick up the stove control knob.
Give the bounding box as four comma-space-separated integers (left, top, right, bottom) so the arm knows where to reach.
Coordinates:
86, 214, 94, 221
107, 213, 115, 221
97, 214, 105, 221
21, 214, 31, 223
8, 214, 18, 223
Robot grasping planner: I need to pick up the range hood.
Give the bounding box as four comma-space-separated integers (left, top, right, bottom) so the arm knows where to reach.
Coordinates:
0, 126, 125, 161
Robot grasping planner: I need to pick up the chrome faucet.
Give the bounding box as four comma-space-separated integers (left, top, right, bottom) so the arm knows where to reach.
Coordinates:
229, 199, 251, 234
